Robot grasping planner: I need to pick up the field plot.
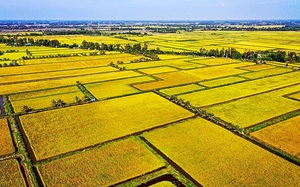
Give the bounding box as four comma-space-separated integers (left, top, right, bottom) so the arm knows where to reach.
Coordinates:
138, 66, 178, 75
10, 86, 85, 113
190, 58, 240, 66
160, 84, 204, 96
0, 70, 141, 95
0, 159, 26, 187
238, 67, 292, 80
239, 64, 276, 71
0, 118, 15, 156
37, 137, 165, 186
31, 35, 137, 45
179, 71, 300, 107
20, 92, 193, 160
143, 117, 300, 186
0, 54, 139, 77
206, 84, 300, 127
134, 71, 201, 90
158, 55, 191, 60
85, 76, 154, 99
134, 62, 248, 91
150, 181, 176, 187
251, 115, 300, 159
0, 66, 117, 84
199, 76, 246, 88
289, 92, 300, 100
23, 53, 135, 65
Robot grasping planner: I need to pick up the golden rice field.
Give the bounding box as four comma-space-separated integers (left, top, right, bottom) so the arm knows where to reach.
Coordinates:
251, 115, 300, 159
238, 67, 292, 79
0, 70, 141, 95
19, 92, 193, 160
239, 64, 275, 71
1, 31, 300, 186
134, 62, 249, 91
0, 159, 26, 187
10, 86, 84, 113
206, 84, 300, 127
160, 84, 204, 95
289, 92, 300, 100
30, 35, 137, 45
199, 76, 246, 88
190, 58, 240, 66
37, 137, 165, 186
179, 71, 300, 107
0, 66, 117, 84
138, 66, 178, 75
0, 53, 138, 76
0, 118, 15, 156
142, 117, 300, 186
128, 31, 300, 53
85, 76, 154, 99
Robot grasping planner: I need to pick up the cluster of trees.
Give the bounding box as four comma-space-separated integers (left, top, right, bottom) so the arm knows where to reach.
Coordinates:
81, 40, 120, 51
124, 43, 160, 60
154, 47, 242, 59
130, 57, 152, 63
242, 50, 300, 63
0, 36, 60, 47
0, 61, 20, 67
51, 99, 66, 108
109, 62, 126, 71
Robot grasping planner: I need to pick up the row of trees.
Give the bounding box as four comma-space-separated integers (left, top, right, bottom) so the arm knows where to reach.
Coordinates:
242, 50, 300, 63
0, 36, 60, 47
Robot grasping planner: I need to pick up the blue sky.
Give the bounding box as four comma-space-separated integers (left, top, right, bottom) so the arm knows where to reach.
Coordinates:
1, 0, 299, 20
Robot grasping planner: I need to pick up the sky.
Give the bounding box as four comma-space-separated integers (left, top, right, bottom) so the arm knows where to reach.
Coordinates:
0, 0, 299, 20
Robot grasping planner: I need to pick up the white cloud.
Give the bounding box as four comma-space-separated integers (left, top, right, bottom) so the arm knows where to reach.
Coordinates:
221, 2, 225, 7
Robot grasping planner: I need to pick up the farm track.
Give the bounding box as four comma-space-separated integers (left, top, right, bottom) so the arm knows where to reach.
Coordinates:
4, 97, 39, 187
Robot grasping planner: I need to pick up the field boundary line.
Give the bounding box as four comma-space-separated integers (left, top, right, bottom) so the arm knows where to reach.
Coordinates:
138, 136, 202, 187
34, 115, 196, 165
201, 82, 300, 108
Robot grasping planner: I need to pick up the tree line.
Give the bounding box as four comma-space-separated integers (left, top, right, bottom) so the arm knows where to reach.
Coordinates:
0, 36, 60, 47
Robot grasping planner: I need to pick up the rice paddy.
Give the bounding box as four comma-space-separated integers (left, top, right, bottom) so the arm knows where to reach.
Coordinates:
0, 159, 26, 187
19, 92, 193, 160
0, 118, 15, 156
142, 117, 300, 186
1, 30, 300, 186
